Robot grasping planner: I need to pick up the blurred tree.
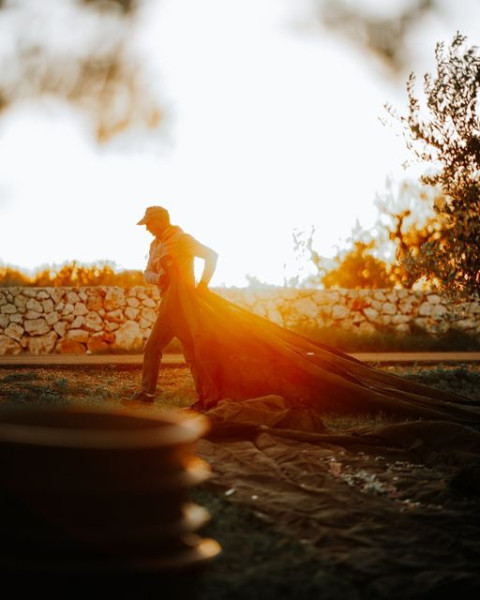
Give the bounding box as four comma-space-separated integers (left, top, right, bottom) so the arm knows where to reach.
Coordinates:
32, 260, 144, 286
390, 33, 480, 296
292, 224, 393, 289
0, 0, 162, 141
0, 260, 144, 286
321, 239, 393, 289
311, 0, 436, 74
294, 180, 448, 289
0, 265, 30, 286
374, 179, 447, 288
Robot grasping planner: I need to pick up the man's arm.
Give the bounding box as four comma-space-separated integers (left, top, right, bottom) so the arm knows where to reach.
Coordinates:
196, 244, 218, 288
183, 234, 218, 288
144, 240, 161, 286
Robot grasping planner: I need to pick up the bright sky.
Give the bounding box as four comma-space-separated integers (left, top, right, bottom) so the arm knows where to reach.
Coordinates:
0, 0, 477, 286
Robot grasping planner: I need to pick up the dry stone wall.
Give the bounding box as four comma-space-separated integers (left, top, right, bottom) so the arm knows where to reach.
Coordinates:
1, 286, 480, 355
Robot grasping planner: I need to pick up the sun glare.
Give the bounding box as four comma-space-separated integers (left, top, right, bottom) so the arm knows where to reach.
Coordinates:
0, 0, 421, 287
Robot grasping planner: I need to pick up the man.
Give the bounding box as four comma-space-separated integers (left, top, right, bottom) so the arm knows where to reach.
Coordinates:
133, 205, 218, 402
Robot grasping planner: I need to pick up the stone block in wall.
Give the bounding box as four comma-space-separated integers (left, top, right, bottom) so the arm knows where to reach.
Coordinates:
0, 315, 8, 329
9, 314, 23, 324
66, 291, 80, 304
42, 299, 54, 313
71, 316, 85, 329
363, 307, 379, 321
349, 297, 371, 311
140, 307, 156, 324
49, 289, 65, 305
87, 295, 103, 312
14, 295, 27, 311
1, 303, 16, 314
418, 302, 445, 317
85, 311, 104, 332
104, 288, 126, 311
56, 339, 86, 354
25, 310, 42, 319
36, 291, 50, 300
66, 329, 89, 343
351, 312, 365, 324
398, 299, 416, 314
87, 336, 110, 354
4, 323, 24, 341
128, 286, 147, 299
45, 312, 59, 326
125, 307, 140, 320
28, 331, 57, 355
21, 288, 37, 298
373, 290, 387, 301
105, 321, 119, 332
0, 334, 22, 355
385, 292, 399, 303
266, 308, 283, 325
332, 305, 349, 319
53, 321, 68, 337
26, 298, 43, 313
126, 297, 140, 308
106, 309, 125, 323
142, 297, 157, 309
24, 318, 49, 336
62, 303, 74, 316
73, 302, 88, 316
390, 315, 410, 325
382, 302, 396, 315
138, 318, 151, 330
295, 298, 319, 319
395, 288, 409, 300
111, 321, 144, 353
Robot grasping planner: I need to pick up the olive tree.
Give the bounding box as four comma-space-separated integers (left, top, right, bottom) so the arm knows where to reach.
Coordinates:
392, 32, 480, 296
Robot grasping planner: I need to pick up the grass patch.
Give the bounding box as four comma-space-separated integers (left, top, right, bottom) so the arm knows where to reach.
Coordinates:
323, 411, 395, 432
0, 366, 197, 410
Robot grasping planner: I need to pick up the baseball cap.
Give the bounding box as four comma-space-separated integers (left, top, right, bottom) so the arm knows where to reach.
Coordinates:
137, 206, 170, 225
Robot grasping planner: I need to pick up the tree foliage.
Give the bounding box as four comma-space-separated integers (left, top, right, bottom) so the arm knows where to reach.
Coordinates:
0, 0, 162, 142
0, 261, 144, 287
321, 240, 393, 289
294, 181, 446, 290
392, 32, 480, 296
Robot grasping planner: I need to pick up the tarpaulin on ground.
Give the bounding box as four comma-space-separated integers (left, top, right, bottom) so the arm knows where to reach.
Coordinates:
196, 396, 480, 599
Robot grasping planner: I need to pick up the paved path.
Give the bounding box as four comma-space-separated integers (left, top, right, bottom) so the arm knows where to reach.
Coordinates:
1, 352, 480, 367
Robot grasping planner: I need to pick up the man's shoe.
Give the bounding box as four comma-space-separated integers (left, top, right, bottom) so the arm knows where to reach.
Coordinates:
132, 391, 156, 403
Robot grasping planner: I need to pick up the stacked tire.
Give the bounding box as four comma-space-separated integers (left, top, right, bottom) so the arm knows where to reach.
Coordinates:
0, 407, 220, 595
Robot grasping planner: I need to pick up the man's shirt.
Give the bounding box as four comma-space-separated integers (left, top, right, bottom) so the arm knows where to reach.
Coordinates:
144, 225, 215, 289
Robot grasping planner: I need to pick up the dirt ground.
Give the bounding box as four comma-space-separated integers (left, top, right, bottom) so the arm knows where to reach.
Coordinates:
1, 363, 480, 599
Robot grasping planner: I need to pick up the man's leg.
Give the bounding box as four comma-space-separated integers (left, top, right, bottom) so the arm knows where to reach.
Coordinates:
178, 333, 203, 401
140, 309, 174, 396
